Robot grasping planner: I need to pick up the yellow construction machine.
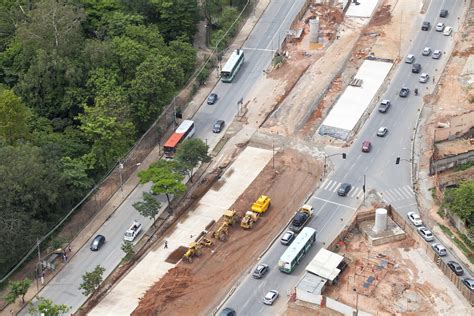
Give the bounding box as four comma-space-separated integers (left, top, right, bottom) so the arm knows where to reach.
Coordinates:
223, 209, 239, 226
240, 211, 259, 229
251, 195, 271, 214
212, 222, 230, 241
183, 242, 202, 263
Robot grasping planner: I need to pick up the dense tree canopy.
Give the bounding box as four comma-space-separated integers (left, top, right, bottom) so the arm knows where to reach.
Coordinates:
443, 180, 474, 232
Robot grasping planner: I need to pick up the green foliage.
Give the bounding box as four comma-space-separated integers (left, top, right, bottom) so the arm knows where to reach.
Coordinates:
210, 6, 240, 51
121, 241, 135, 262
79, 265, 105, 296
175, 139, 211, 181
454, 160, 474, 171
133, 192, 162, 225
0, 88, 31, 144
442, 180, 474, 229
6, 278, 31, 304
438, 224, 474, 263
138, 160, 186, 204
28, 297, 71, 316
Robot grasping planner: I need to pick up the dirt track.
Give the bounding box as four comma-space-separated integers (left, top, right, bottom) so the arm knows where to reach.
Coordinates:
132, 148, 322, 315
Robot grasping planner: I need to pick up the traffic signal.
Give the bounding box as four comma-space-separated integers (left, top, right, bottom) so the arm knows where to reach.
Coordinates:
342, 153, 347, 159
395, 157, 400, 165
175, 109, 182, 119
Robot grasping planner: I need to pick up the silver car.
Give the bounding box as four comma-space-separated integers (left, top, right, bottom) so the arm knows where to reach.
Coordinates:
419, 73, 429, 83
407, 212, 422, 226
432, 243, 447, 256
417, 226, 434, 242
432, 50, 442, 59
263, 290, 279, 305
422, 47, 432, 56
377, 127, 388, 137
435, 22, 445, 32
281, 231, 295, 245
405, 54, 415, 64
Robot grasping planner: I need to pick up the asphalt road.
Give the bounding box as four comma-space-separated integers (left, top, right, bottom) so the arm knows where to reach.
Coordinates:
23, 0, 308, 313
221, 0, 469, 314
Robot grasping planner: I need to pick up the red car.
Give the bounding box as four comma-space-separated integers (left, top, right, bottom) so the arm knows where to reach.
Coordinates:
362, 141, 371, 152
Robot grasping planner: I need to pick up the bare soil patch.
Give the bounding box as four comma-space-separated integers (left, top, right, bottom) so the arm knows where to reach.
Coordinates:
132, 148, 321, 315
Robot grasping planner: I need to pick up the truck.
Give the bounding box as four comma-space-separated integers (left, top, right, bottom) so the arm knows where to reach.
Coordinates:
240, 211, 259, 229
251, 195, 271, 214
124, 221, 142, 241
289, 205, 313, 232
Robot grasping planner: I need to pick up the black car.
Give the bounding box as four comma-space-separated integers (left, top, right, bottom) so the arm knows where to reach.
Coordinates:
412, 63, 421, 73
219, 308, 236, 316
447, 261, 464, 276
399, 87, 410, 97
421, 21, 430, 31
212, 120, 225, 133
207, 93, 218, 105
440, 9, 448, 18
90, 234, 106, 251
252, 263, 269, 279
338, 183, 351, 196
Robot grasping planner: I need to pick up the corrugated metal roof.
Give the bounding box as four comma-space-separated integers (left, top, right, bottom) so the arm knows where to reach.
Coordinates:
305, 248, 344, 281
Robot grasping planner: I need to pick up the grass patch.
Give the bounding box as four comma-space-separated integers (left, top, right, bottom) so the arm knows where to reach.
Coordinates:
438, 224, 474, 263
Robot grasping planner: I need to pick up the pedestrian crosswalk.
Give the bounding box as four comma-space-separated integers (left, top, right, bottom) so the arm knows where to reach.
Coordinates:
320, 179, 365, 199
380, 185, 415, 204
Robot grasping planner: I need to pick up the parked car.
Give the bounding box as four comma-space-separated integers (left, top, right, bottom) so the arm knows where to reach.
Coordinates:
443, 26, 453, 36
432, 243, 447, 256
412, 63, 421, 73
399, 87, 410, 97
263, 290, 279, 305
419, 73, 429, 83
361, 141, 371, 153
422, 47, 432, 56
281, 231, 295, 245
378, 99, 391, 113
252, 263, 269, 279
440, 9, 448, 17
417, 226, 434, 242
462, 278, 474, 291
338, 183, 352, 196
90, 234, 106, 251
207, 93, 218, 105
405, 54, 415, 64
377, 127, 388, 137
435, 22, 445, 32
212, 120, 225, 133
447, 261, 464, 276
421, 21, 430, 31
407, 212, 423, 226
432, 50, 442, 59
219, 308, 236, 316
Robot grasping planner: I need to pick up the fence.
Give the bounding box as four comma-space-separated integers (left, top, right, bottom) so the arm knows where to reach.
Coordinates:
429, 149, 474, 175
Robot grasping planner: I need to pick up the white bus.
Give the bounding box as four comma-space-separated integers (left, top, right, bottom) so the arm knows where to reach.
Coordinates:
278, 227, 316, 273
220, 49, 244, 83
163, 120, 195, 159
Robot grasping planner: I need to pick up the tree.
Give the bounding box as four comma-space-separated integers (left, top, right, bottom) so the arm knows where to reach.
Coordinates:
0, 88, 31, 144
443, 180, 474, 227
79, 265, 105, 296
28, 297, 70, 316
138, 160, 186, 204
133, 192, 161, 226
175, 139, 211, 182
121, 240, 134, 261
6, 278, 32, 304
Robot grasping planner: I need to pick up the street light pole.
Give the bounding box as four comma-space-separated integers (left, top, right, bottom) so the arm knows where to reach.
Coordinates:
353, 288, 359, 316
363, 174, 366, 203
119, 163, 124, 192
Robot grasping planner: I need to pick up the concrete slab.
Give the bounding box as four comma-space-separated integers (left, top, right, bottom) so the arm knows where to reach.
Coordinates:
346, 0, 379, 18
319, 60, 393, 139
90, 146, 272, 316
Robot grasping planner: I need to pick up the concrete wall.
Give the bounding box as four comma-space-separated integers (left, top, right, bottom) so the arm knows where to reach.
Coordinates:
430, 149, 474, 175
434, 111, 474, 143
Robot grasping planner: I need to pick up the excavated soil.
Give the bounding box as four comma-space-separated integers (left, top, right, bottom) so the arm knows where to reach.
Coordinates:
132, 149, 322, 315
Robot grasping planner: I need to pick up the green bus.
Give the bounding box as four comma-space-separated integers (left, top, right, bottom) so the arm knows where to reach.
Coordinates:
220, 49, 245, 83
278, 227, 316, 273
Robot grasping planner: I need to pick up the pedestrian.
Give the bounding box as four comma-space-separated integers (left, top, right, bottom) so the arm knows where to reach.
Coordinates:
432, 76, 435, 83
64, 254, 68, 262
164, 240, 168, 249
68, 245, 72, 252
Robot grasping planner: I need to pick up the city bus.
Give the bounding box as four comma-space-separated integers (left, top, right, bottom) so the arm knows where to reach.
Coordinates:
163, 120, 195, 159
278, 227, 317, 274
220, 49, 245, 83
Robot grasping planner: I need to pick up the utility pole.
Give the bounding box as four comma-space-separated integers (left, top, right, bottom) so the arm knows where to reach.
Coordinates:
363, 174, 366, 203
36, 238, 42, 290
119, 163, 124, 192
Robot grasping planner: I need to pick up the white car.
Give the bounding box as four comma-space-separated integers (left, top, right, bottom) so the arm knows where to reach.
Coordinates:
419, 73, 429, 83
263, 290, 279, 305
377, 126, 388, 137
422, 47, 432, 56
407, 212, 423, 226
405, 54, 415, 64
443, 26, 453, 36
432, 243, 447, 256
435, 22, 445, 32
418, 226, 434, 242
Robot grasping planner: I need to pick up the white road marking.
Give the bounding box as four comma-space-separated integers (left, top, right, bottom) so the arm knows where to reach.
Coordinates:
312, 197, 357, 210
242, 47, 276, 52
324, 179, 334, 190
321, 178, 329, 188
328, 181, 339, 192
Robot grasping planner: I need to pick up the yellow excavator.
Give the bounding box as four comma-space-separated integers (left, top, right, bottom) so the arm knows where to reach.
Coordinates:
212, 222, 230, 241
223, 209, 239, 226
251, 195, 271, 214
183, 238, 214, 263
